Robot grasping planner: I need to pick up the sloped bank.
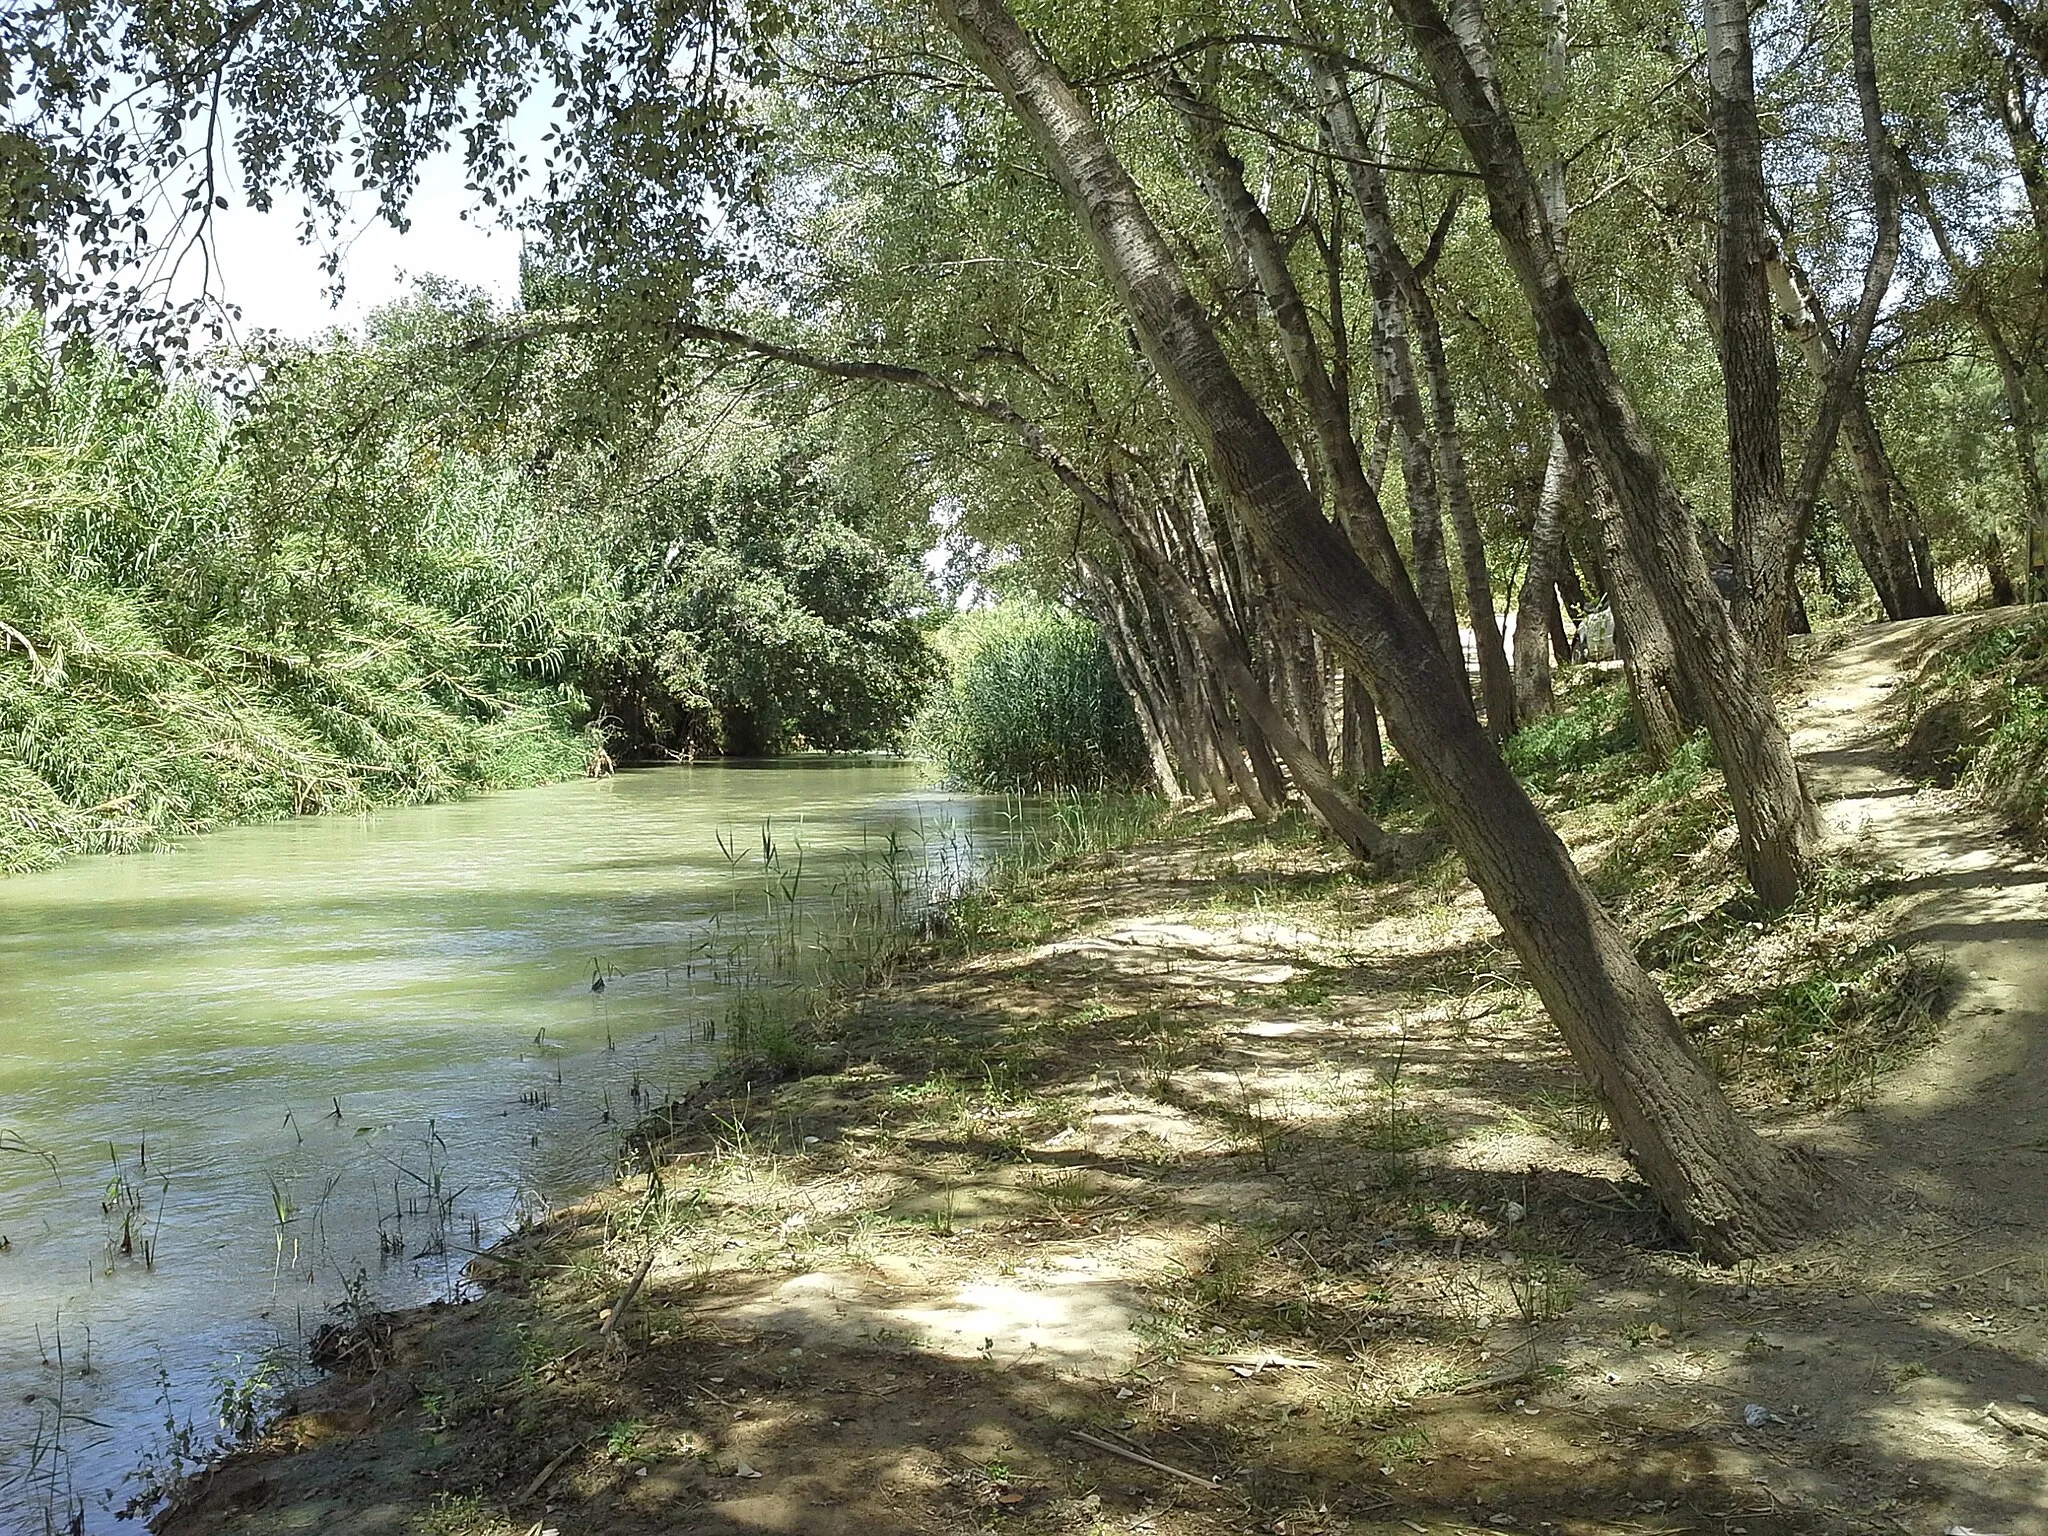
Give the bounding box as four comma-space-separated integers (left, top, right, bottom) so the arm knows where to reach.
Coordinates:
155, 645, 2048, 1536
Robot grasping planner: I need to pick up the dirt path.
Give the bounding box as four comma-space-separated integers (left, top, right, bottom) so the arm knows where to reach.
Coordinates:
1791, 616, 2048, 1221
1771, 617, 2048, 1530
156, 623, 2048, 1536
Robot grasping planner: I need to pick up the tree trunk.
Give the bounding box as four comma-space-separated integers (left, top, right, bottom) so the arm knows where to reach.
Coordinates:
1568, 422, 1692, 765
1908, 155, 2048, 606
1087, 562, 1186, 800
1764, 252, 1944, 620
1994, 8, 2048, 597
1387, 0, 1818, 910
1342, 672, 1385, 780
940, 0, 1814, 1258
1316, 66, 1515, 734
1151, 598, 1234, 809
1207, 683, 1275, 821
1241, 710, 1291, 811
1366, 288, 1465, 672
1514, 424, 1571, 722
1704, 0, 1795, 667
1102, 488, 1395, 862
1988, 531, 2020, 607
1137, 585, 1219, 799
1514, 0, 1573, 724
1161, 69, 1432, 637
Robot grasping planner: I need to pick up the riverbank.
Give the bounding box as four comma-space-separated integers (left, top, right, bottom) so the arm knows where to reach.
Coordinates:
154, 624, 2048, 1536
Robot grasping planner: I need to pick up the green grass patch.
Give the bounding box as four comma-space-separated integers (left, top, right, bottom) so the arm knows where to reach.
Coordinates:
1695, 944, 1956, 1106
1503, 674, 1641, 792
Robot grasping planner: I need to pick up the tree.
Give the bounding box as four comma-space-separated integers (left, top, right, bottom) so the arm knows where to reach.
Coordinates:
936, 0, 1814, 1259
1383, 0, 1819, 911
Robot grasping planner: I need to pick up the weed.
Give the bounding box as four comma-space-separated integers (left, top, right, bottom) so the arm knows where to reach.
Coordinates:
1183, 1231, 1263, 1312
1367, 1427, 1430, 1466
1699, 945, 1956, 1104
1507, 1255, 1580, 1324
211, 1353, 282, 1444
1522, 1090, 1611, 1151
605, 1420, 657, 1463
1028, 1167, 1105, 1217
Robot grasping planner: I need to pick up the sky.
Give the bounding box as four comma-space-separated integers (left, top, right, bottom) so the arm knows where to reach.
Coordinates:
205, 147, 525, 340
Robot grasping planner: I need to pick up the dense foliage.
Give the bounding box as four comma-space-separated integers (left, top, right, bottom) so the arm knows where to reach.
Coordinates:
0, 303, 943, 871
0, 316, 593, 872
913, 601, 1145, 791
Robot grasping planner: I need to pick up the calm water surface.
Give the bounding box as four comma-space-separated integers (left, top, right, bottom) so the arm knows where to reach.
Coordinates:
0, 760, 1006, 1531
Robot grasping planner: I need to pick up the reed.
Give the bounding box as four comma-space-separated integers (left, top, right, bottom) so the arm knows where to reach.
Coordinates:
910, 601, 1147, 792
0, 314, 604, 874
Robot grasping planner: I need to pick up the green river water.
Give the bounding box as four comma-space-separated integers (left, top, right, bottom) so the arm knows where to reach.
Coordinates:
0, 760, 1009, 1532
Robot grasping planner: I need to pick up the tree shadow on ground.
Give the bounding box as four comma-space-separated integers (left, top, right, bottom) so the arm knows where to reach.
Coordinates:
161, 770, 2048, 1536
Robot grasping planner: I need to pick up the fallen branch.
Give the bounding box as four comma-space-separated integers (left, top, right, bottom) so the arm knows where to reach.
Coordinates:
519, 1440, 586, 1501
1444, 1363, 1540, 1397
1068, 1429, 1220, 1490
598, 1251, 657, 1339
1985, 1402, 2048, 1440
1195, 1351, 1324, 1371
1950, 1256, 2021, 1286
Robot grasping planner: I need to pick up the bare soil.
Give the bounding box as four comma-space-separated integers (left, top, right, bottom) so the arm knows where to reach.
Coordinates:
158, 617, 2048, 1536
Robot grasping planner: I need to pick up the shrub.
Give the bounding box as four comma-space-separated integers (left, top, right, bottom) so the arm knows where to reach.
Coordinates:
0, 315, 606, 873
912, 601, 1147, 791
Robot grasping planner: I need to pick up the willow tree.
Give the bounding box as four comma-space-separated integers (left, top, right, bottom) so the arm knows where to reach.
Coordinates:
934, 0, 1813, 1259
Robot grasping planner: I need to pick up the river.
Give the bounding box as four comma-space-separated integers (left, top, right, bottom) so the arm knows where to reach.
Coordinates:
0, 760, 1011, 1532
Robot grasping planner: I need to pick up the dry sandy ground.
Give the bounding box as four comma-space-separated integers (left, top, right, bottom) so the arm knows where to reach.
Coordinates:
157, 616, 2048, 1536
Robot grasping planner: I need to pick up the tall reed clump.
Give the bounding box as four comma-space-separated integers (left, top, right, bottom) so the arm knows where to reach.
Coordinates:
911, 600, 1147, 792
0, 316, 603, 874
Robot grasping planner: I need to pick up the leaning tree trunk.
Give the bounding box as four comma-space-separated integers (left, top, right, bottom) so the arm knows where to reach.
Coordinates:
1388, 0, 1818, 911
1085, 560, 1186, 799
1364, 251, 1466, 676
1765, 251, 1944, 619
1342, 672, 1386, 780
1988, 532, 2021, 607
1162, 619, 1236, 808
1570, 424, 1693, 765
1161, 69, 1434, 641
1103, 485, 1397, 862
1909, 151, 2048, 605
940, 0, 1814, 1259
1206, 683, 1276, 820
